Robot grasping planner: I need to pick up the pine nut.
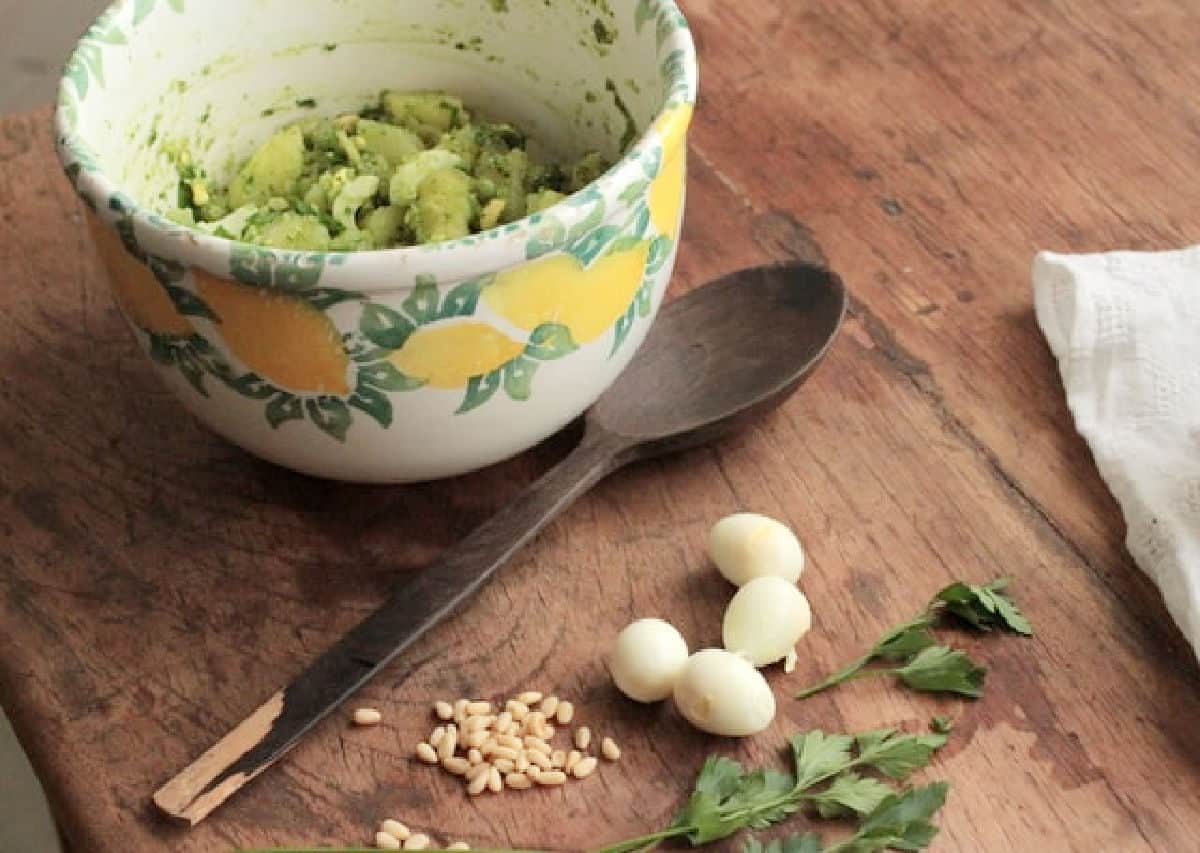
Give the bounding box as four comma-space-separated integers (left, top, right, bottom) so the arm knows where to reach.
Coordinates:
448, 844, 471, 851
574, 726, 591, 751
442, 756, 471, 776
525, 712, 545, 733
468, 748, 483, 765
434, 701, 455, 721
454, 699, 469, 723
496, 734, 523, 750
565, 750, 583, 772
540, 696, 560, 718
415, 742, 438, 764
516, 691, 544, 705
551, 750, 566, 769
466, 700, 493, 716
488, 765, 503, 792
428, 726, 446, 749
572, 756, 599, 779
464, 730, 489, 749
505, 700, 529, 719
528, 750, 553, 770
463, 714, 492, 732
541, 724, 556, 739
381, 819, 411, 841
535, 769, 568, 786
489, 746, 519, 761
375, 831, 402, 850
601, 737, 621, 761
404, 833, 431, 850
555, 701, 575, 724
505, 771, 532, 789
465, 763, 491, 782
438, 725, 458, 761
525, 765, 541, 782
515, 753, 530, 772
523, 736, 551, 755
495, 711, 513, 731
353, 708, 383, 727
467, 770, 490, 796
493, 758, 515, 773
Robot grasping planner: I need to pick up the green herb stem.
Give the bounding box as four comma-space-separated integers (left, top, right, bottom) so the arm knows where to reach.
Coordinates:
793, 654, 876, 698
591, 826, 689, 852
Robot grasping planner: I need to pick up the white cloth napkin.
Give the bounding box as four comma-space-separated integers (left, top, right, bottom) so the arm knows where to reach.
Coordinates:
1033, 248, 1200, 660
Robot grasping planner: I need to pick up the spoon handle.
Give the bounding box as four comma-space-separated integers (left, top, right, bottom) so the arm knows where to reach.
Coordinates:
153, 427, 626, 825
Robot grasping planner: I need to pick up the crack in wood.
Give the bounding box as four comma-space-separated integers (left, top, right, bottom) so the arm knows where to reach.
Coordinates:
843, 292, 1198, 672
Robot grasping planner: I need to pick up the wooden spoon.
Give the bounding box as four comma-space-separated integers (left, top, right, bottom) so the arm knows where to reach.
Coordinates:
154, 260, 847, 824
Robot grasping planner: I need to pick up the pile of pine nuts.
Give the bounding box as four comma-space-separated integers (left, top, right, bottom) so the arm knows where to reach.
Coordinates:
372, 817, 468, 850
416, 691, 621, 795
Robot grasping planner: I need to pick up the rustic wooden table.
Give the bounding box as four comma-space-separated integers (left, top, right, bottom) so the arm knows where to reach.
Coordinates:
3, 1, 1200, 850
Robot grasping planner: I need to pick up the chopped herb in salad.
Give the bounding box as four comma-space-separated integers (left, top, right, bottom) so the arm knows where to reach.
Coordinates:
166, 90, 610, 251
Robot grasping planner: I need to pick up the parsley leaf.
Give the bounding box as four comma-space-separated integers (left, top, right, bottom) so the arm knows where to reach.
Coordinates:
874, 623, 938, 661
728, 769, 802, 830
934, 578, 1032, 635
809, 771, 895, 818
854, 729, 948, 780
744, 834, 825, 853
930, 716, 953, 734
791, 730, 855, 788
749, 783, 950, 853
894, 646, 986, 698
795, 577, 1029, 701
694, 755, 747, 800
856, 782, 949, 841
672, 759, 801, 843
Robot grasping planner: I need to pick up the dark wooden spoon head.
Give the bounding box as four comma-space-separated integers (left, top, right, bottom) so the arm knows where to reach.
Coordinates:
592, 261, 847, 457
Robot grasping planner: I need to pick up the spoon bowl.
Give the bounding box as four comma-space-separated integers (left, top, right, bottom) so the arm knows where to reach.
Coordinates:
154, 261, 847, 825
593, 261, 846, 450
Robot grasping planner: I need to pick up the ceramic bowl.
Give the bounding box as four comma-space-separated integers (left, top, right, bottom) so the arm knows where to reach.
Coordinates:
56, 0, 697, 482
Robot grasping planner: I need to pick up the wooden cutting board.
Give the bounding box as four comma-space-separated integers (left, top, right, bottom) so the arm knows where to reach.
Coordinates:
3, 1, 1200, 850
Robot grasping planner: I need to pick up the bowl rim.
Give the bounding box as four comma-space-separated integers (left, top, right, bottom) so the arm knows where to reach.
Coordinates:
54, 0, 699, 292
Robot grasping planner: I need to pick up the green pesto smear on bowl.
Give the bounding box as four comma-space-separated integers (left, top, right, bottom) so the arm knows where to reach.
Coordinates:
164, 90, 610, 251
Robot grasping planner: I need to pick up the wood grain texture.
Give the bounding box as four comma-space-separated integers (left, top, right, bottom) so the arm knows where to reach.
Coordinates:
153, 262, 844, 826
2, 1, 1200, 850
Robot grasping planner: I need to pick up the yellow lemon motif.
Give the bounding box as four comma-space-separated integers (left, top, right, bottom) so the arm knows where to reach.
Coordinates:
648, 102, 692, 240
388, 321, 525, 389
194, 268, 351, 396
484, 242, 651, 345
649, 148, 686, 239
89, 216, 192, 336
651, 102, 694, 150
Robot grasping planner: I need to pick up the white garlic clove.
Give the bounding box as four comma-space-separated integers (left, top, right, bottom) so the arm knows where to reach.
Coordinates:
672, 648, 776, 736
722, 576, 812, 667
609, 618, 690, 702
707, 513, 805, 587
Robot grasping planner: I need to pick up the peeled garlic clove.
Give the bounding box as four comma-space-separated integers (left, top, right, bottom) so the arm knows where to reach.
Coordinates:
707, 512, 805, 587
722, 576, 812, 667
672, 648, 776, 736
609, 618, 690, 702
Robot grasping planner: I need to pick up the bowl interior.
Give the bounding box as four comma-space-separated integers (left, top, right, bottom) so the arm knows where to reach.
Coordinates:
71, 0, 671, 218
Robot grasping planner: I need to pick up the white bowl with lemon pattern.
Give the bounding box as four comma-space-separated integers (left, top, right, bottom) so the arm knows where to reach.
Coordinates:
57, 0, 696, 482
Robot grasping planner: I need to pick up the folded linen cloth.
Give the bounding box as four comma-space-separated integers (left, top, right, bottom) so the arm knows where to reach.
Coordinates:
1033, 248, 1200, 661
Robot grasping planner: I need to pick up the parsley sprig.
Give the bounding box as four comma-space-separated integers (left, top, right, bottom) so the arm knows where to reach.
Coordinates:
743, 781, 950, 853
593, 727, 948, 853
795, 577, 1032, 701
